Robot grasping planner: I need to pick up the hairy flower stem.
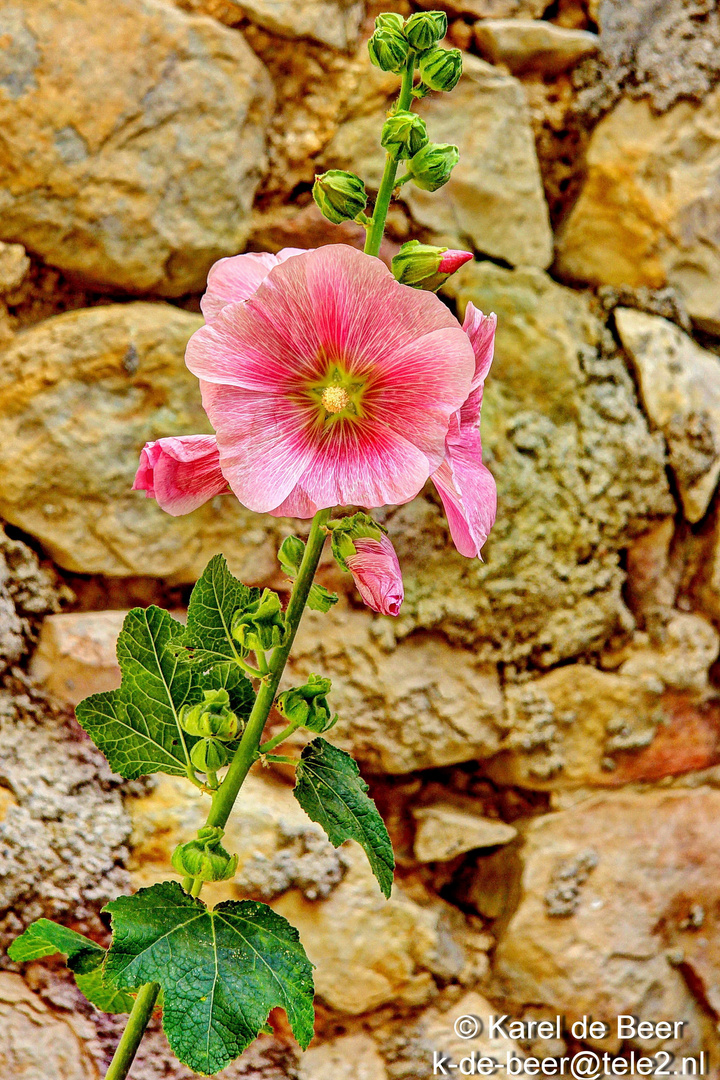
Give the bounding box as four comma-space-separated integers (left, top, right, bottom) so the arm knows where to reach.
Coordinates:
364, 57, 416, 259
104, 983, 161, 1080
104, 508, 332, 1079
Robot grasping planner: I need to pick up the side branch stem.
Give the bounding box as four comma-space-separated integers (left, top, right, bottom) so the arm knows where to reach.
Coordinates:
364, 57, 415, 258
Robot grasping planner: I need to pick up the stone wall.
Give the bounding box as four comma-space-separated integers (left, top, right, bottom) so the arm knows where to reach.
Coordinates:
2, 0, 720, 1076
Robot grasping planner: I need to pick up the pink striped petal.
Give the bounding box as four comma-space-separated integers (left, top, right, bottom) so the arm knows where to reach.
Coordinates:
463, 303, 496, 393
132, 435, 228, 516
345, 535, 404, 616
200, 248, 307, 322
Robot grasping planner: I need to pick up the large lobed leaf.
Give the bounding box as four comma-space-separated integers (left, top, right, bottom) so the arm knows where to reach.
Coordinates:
104, 881, 315, 1075
76, 597, 254, 779
294, 738, 394, 898
8, 919, 135, 1013
184, 554, 260, 668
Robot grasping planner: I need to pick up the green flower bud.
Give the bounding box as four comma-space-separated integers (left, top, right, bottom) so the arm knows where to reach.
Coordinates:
406, 141, 459, 191
231, 588, 285, 652
380, 110, 428, 160
171, 826, 238, 883
277, 674, 336, 734
404, 10, 447, 52
374, 11, 404, 33
391, 240, 472, 291
180, 688, 239, 741
419, 46, 463, 92
368, 27, 410, 73
278, 534, 305, 578
328, 511, 386, 571
312, 169, 368, 225
190, 737, 229, 774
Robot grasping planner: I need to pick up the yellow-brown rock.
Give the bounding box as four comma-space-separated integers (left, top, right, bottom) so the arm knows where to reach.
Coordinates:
0, 973, 98, 1079
30, 611, 125, 706
0, 303, 280, 581
298, 1033, 387, 1080
474, 19, 599, 75
0, 0, 273, 295
232, 0, 364, 49
412, 803, 517, 862
556, 88, 720, 332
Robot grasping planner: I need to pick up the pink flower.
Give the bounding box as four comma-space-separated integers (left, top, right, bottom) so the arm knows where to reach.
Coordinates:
430, 305, 497, 558
345, 535, 404, 616
185, 244, 476, 517
132, 436, 227, 516
438, 250, 473, 275
200, 248, 306, 322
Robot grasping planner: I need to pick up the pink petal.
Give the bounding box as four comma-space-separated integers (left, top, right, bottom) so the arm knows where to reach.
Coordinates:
200, 248, 307, 322
132, 435, 228, 516
345, 535, 404, 616
463, 303, 496, 392
186, 245, 476, 515
438, 249, 473, 275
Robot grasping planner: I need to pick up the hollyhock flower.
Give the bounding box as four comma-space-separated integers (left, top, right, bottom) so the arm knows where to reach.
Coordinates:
185, 244, 476, 517
133, 435, 227, 516
200, 247, 306, 322
345, 535, 404, 616
430, 305, 497, 558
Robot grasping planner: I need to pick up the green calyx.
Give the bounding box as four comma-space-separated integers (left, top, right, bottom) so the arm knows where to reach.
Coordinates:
180, 688, 239, 741
190, 737, 230, 773
404, 11, 447, 52
327, 511, 386, 571
391, 240, 446, 289
406, 141, 459, 191
231, 588, 285, 652
312, 170, 367, 225
368, 25, 411, 73
171, 827, 238, 883
381, 110, 428, 160
419, 46, 463, 92
277, 674, 336, 734
278, 534, 305, 578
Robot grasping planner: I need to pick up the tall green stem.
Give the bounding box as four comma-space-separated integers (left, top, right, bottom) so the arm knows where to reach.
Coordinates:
364, 58, 416, 258
207, 507, 331, 829
104, 983, 160, 1080
104, 508, 331, 1079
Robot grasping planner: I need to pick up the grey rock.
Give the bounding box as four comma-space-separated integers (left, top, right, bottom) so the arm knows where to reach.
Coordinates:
475, 19, 599, 76
233, 0, 364, 49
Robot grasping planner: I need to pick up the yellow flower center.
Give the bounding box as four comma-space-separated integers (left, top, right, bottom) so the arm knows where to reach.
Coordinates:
321, 385, 351, 414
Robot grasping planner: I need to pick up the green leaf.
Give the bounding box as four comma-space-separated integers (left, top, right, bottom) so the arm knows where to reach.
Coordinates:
294, 738, 394, 898
307, 583, 339, 613
104, 882, 315, 1075
184, 554, 260, 668
76, 607, 197, 778
8, 920, 135, 1014
76, 604, 254, 779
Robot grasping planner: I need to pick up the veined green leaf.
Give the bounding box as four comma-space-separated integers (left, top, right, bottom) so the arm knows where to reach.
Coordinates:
104, 882, 314, 1075
8, 919, 135, 1014
184, 554, 260, 668
294, 738, 394, 898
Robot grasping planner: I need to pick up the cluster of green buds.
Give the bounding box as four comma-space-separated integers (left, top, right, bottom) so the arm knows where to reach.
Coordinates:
231, 588, 285, 653
171, 826, 238, 883
180, 688, 240, 774
368, 10, 462, 93
276, 674, 337, 734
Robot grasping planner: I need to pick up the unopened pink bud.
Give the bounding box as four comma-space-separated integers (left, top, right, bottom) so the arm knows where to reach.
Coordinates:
345, 535, 404, 617
438, 249, 473, 275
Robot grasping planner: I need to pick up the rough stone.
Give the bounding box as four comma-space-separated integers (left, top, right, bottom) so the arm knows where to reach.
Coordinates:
0, 689, 130, 955
232, 0, 364, 49
582, 0, 720, 116
380, 990, 523, 1076
417, 0, 548, 17
615, 308, 720, 523
494, 789, 720, 1052
287, 604, 504, 773
0, 241, 30, 295
298, 1034, 387, 1080
0, 527, 60, 674
0, 0, 273, 296
30, 612, 125, 707
128, 770, 483, 1014
556, 88, 720, 333
614, 613, 719, 694
320, 54, 553, 269
475, 19, 599, 75
0, 973, 98, 1080
0, 304, 281, 582
398, 262, 673, 665
412, 803, 517, 862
